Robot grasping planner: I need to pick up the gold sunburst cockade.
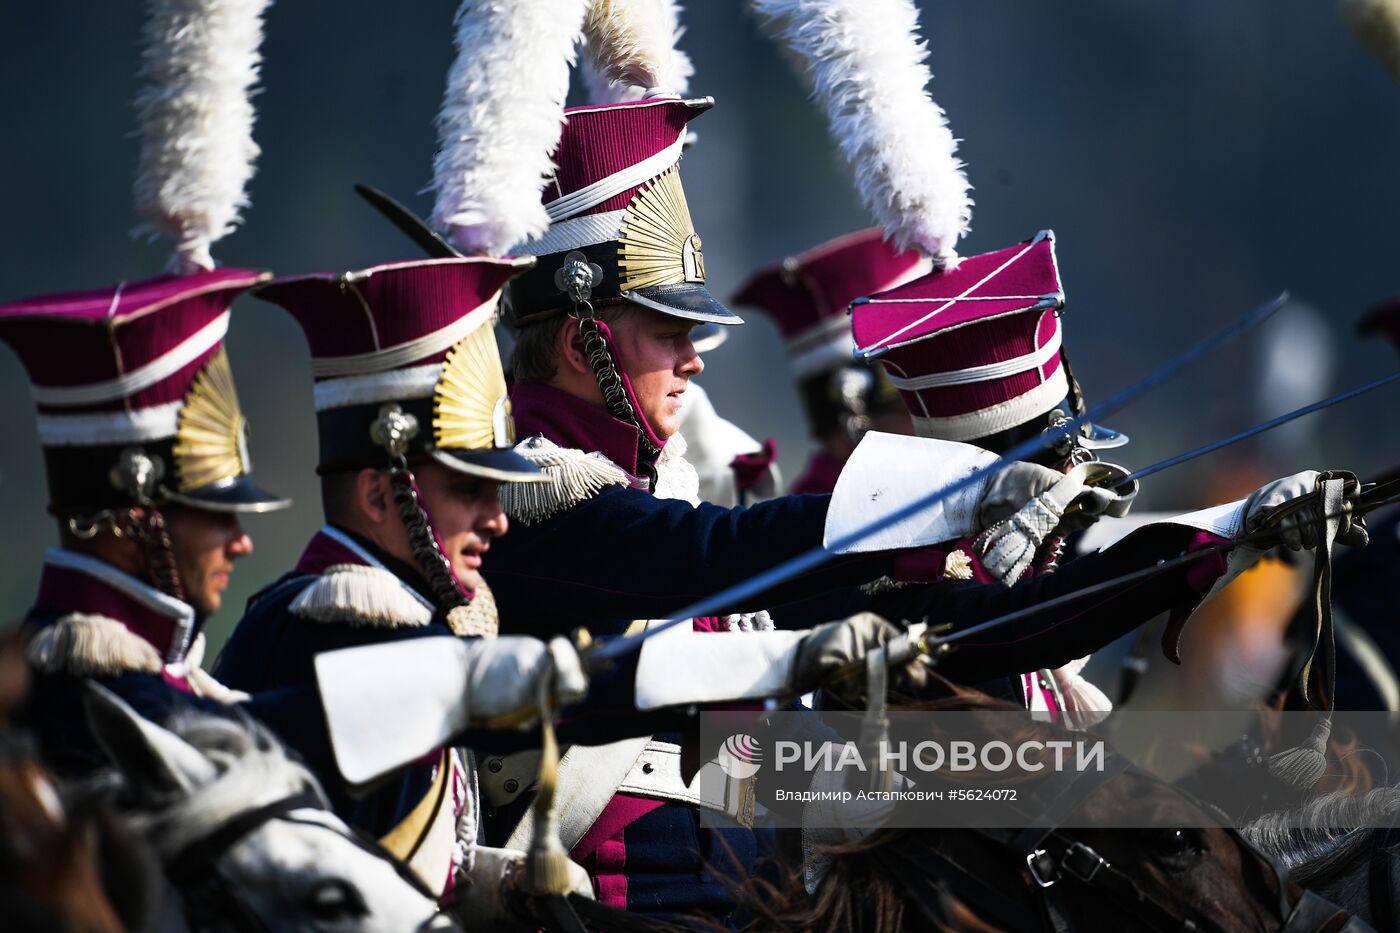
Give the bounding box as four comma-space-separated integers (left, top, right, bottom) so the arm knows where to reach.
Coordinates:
617, 166, 707, 291
433, 311, 515, 452
172, 348, 250, 491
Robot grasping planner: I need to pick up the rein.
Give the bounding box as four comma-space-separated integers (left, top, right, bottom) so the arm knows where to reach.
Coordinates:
882, 754, 1357, 933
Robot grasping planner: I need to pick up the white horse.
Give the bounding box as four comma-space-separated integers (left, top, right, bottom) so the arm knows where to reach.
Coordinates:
84, 685, 457, 932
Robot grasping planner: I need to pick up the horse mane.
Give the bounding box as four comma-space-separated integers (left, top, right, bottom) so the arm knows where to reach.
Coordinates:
124, 709, 326, 859
1242, 785, 1400, 883
716, 674, 1035, 933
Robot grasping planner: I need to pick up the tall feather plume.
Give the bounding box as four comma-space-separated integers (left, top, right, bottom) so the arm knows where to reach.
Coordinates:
582, 0, 694, 103
430, 0, 590, 257
1341, 0, 1400, 89
750, 0, 972, 267
132, 0, 271, 275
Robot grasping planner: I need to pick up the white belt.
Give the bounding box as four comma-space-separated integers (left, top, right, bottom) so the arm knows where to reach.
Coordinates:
615, 741, 756, 826
490, 739, 756, 846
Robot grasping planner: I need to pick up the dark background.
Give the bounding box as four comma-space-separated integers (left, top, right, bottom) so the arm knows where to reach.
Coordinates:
2, 2, 1397, 651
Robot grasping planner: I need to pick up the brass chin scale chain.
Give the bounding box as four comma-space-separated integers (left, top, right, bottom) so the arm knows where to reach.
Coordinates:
557, 252, 662, 486
369, 404, 471, 614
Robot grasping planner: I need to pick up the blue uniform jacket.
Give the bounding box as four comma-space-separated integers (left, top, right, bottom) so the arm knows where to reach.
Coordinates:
17, 548, 317, 781
214, 525, 685, 840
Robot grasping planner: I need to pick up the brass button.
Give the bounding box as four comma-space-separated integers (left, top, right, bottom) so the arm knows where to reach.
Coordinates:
641, 762, 655, 775
487, 758, 503, 773
504, 779, 519, 794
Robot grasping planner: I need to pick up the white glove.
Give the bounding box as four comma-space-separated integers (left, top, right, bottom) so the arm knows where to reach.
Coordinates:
978, 466, 1122, 584
317, 636, 589, 786
1244, 470, 1369, 553
792, 614, 927, 703
448, 846, 593, 931
463, 636, 589, 721
1242, 471, 1321, 551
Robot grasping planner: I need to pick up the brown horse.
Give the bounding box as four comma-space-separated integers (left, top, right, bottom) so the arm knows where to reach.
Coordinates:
0, 631, 157, 932
734, 681, 1364, 933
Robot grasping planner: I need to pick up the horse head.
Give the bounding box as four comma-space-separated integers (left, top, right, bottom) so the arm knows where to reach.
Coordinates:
83, 684, 458, 932
0, 630, 150, 933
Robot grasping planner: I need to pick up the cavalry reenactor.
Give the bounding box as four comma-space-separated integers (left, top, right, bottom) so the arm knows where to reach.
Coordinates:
210, 256, 599, 898
0, 271, 291, 776
849, 230, 1339, 721
0, 0, 292, 779
849, 229, 1127, 719
202, 250, 956, 909
473, 91, 1336, 921
732, 227, 928, 494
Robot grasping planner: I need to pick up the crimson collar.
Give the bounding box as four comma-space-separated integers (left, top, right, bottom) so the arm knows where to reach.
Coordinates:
33, 548, 197, 664
511, 381, 653, 481
294, 525, 441, 610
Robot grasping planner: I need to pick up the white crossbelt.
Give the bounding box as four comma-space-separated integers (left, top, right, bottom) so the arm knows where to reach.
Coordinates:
497, 738, 755, 852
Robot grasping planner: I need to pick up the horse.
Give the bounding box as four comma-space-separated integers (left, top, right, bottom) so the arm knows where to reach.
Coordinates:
732, 681, 1366, 933
0, 631, 154, 932
1244, 787, 1400, 931
83, 684, 459, 932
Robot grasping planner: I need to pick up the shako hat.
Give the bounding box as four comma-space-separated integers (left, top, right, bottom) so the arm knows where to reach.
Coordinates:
0, 269, 287, 518
734, 227, 931, 439
851, 231, 1125, 454
734, 227, 931, 379
255, 256, 545, 484
507, 97, 740, 327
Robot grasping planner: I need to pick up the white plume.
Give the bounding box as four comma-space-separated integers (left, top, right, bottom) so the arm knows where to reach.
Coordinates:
1341, 0, 1400, 89
582, 0, 694, 103
431, 0, 590, 257
131, 0, 271, 275
750, 0, 971, 266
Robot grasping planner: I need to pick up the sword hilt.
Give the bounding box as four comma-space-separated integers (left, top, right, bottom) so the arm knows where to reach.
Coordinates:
1059, 460, 1140, 521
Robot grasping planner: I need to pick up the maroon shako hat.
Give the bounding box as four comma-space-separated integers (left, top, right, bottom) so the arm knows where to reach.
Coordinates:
734, 228, 931, 379
507, 97, 739, 326
733, 227, 931, 439
0, 269, 288, 518
256, 257, 544, 482
256, 256, 544, 615
851, 231, 1125, 461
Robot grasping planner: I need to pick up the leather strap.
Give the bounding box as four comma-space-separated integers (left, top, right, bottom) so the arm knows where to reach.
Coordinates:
1296, 474, 1346, 710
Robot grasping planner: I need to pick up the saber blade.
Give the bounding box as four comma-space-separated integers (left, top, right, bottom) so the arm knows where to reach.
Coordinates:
1125, 370, 1400, 484
588, 292, 1290, 665
931, 493, 1392, 653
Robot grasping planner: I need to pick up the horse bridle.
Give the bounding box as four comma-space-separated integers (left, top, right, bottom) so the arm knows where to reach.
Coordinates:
162, 789, 442, 932
879, 754, 1364, 932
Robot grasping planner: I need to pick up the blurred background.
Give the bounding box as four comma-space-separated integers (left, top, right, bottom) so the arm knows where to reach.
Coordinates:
2, 1, 1398, 661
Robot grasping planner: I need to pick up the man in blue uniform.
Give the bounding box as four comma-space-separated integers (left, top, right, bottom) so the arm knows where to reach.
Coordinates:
0, 269, 292, 778
207, 252, 940, 906
468, 91, 1349, 921
211, 256, 604, 896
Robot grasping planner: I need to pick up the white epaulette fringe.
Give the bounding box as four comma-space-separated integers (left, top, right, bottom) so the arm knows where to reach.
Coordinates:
291, 563, 503, 636
27, 614, 163, 676
290, 564, 434, 627
27, 616, 244, 703
498, 435, 629, 525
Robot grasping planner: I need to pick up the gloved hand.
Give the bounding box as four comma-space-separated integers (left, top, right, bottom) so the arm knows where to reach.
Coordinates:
792, 613, 929, 704
1243, 470, 1368, 551
464, 636, 589, 722
447, 845, 593, 931
977, 464, 1124, 584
